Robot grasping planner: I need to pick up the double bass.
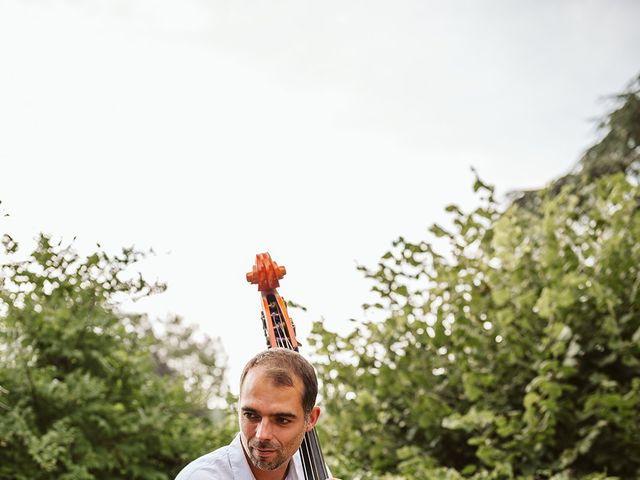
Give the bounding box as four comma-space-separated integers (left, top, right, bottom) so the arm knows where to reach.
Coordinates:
246, 253, 329, 480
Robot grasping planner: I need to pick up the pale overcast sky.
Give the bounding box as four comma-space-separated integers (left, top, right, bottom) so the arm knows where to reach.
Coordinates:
1, 0, 639, 392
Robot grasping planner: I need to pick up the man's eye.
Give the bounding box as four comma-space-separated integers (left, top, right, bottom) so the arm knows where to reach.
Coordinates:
243, 412, 259, 421
276, 417, 291, 425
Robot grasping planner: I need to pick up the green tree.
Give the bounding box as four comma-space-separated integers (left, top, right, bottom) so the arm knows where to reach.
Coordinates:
0, 235, 235, 480
310, 76, 640, 479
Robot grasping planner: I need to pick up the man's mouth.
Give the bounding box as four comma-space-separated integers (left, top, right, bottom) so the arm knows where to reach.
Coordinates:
254, 447, 276, 457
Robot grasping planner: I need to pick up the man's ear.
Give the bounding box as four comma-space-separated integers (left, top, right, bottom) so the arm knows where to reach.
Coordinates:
305, 406, 321, 432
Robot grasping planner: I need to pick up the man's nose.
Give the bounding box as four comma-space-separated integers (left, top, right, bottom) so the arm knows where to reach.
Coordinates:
255, 419, 273, 441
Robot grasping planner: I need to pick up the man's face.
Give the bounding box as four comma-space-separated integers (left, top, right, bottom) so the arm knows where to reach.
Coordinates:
238, 366, 320, 474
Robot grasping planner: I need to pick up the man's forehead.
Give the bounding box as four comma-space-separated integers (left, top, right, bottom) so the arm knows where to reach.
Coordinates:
239, 391, 304, 419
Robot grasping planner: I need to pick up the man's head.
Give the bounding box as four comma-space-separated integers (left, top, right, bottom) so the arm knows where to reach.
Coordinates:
238, 348, 321, 476
240, 348, 318, 418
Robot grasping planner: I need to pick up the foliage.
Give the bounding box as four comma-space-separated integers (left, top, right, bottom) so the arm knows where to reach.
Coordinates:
310, 77, 640, 479
0, 235, 235, 480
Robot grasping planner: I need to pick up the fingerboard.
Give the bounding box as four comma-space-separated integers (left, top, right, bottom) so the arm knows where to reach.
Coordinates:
261, 293, 329, 480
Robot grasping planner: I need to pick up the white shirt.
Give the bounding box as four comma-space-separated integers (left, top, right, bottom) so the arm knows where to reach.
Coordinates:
174, 433, 303, 480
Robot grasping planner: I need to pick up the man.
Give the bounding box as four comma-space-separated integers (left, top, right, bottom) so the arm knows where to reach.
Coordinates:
175, 348, 339, 480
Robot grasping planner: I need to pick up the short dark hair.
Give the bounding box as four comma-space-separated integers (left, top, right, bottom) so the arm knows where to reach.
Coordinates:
240, 348, 318, 417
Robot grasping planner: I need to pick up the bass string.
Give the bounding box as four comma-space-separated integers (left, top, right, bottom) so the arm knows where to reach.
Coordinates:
273, 318, 320, 480
271, 303, 326, 480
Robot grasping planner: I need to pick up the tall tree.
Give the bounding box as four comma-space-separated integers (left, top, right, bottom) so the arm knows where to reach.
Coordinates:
310, 75, 640, 479
0, 235, 235, 480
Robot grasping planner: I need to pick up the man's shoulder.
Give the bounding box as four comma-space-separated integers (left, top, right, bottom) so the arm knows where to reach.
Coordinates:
174, 444, 234, 480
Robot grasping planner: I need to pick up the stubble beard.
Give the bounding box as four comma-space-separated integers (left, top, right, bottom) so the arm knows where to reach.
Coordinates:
248, 427, 306, 471
248, 440, 286, 471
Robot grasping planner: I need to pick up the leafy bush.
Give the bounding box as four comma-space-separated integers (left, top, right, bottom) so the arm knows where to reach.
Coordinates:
0, 235, 235, 479
311, 77, 640, 479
